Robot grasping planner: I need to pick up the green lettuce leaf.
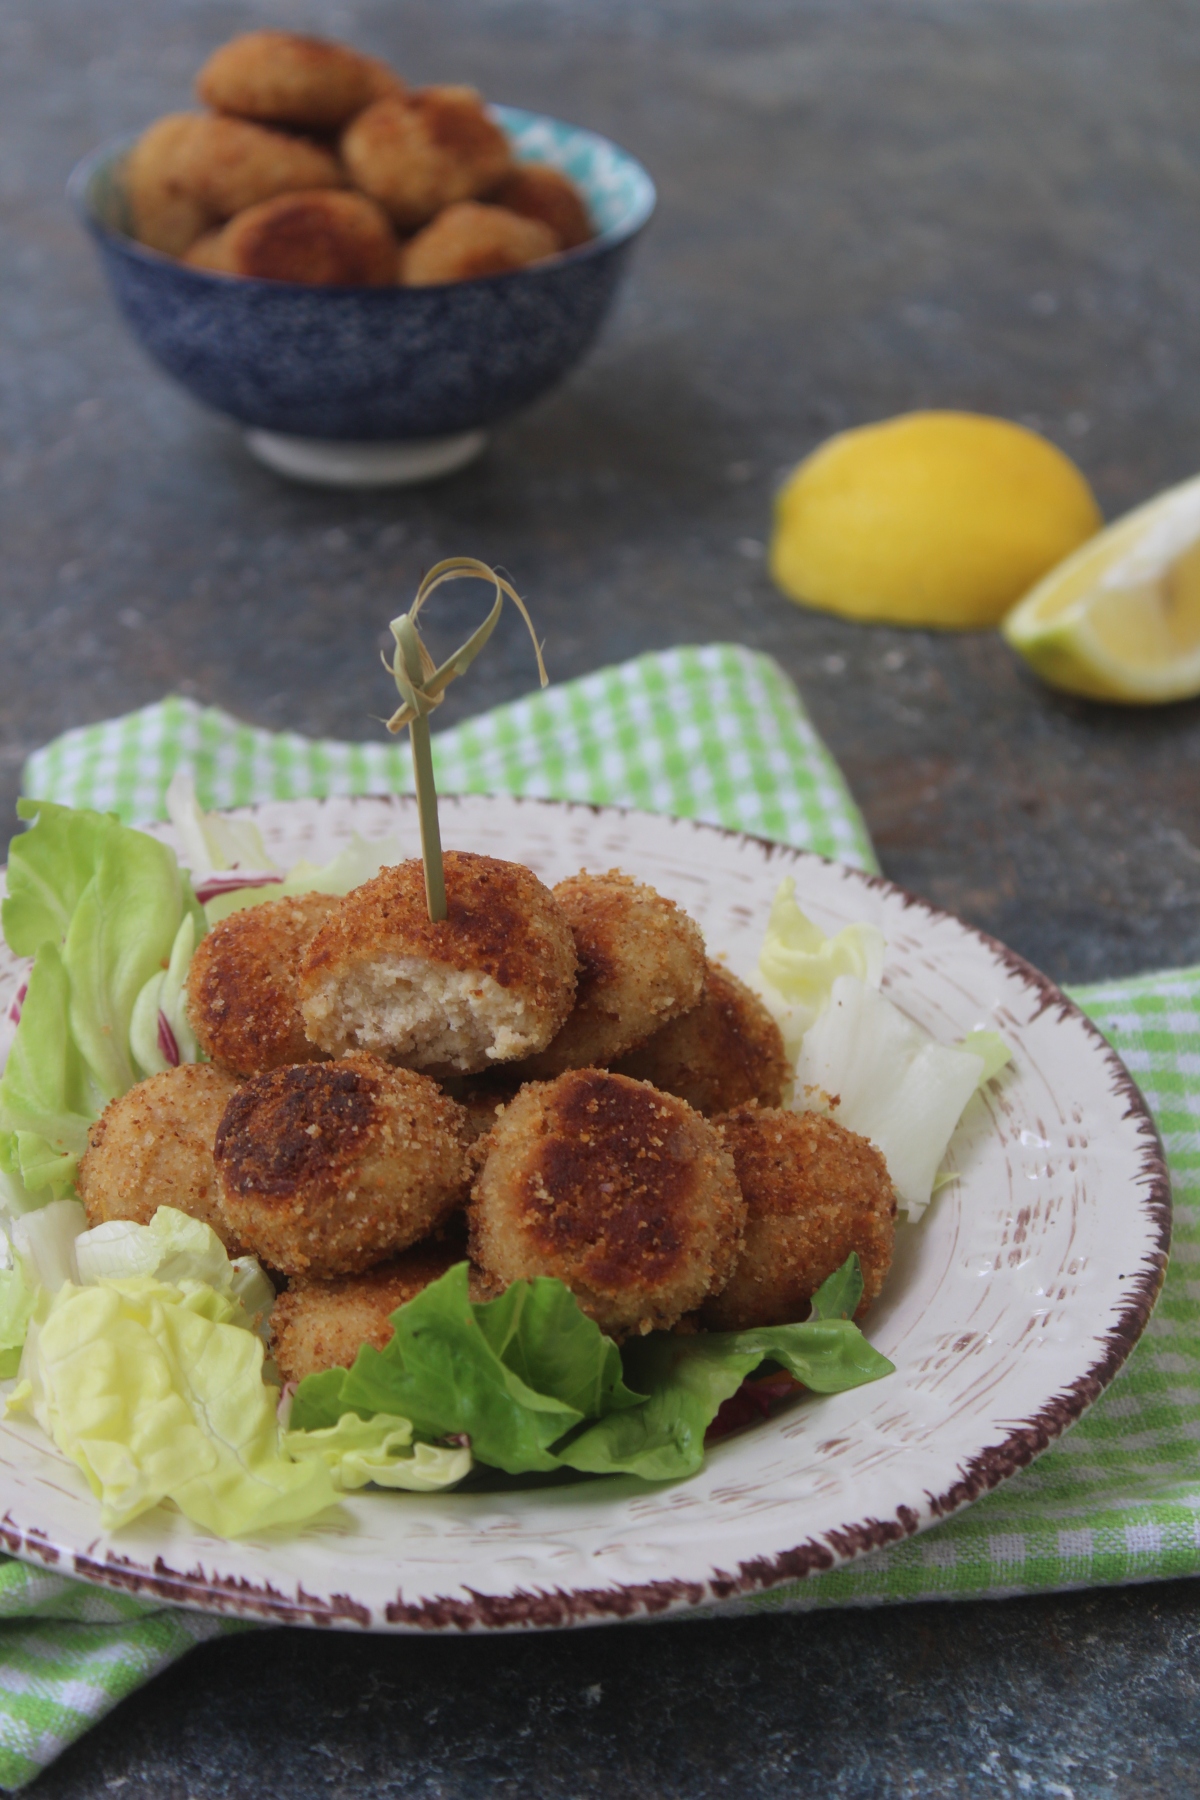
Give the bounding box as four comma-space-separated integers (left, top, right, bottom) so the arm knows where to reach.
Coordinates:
293, 1257, 892, 1486
314, 1264, 621, 1474
560, 1259, 894, 1482
0, 946, 96, 1198
289, 1366, 355, 1433
0, 1263, 35, 1379
0, 802, 206, 1198
10, 1276, 335, 1534
283, 1412, 473, 1491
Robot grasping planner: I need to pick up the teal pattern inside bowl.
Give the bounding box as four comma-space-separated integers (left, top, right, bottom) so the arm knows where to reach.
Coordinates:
492, 106, 656, 244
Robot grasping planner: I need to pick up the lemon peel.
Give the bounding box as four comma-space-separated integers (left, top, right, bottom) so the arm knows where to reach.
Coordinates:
769, 411, 1102, 630
1003, 471, 1200, 703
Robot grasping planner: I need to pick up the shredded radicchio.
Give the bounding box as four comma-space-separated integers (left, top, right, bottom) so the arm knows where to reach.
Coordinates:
705, 1370, 802, 1444
8, 982, 27, 1026
192, 872, 284, 905
157, 1010, 181, 1068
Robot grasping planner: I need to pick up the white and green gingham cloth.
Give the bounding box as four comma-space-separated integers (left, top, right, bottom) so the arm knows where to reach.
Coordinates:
0, 641, 1195, 1785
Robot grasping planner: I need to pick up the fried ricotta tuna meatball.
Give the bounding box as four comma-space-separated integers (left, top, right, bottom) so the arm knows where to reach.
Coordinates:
614, 961, 791, 1116
488, 164, 592, 250
271, 1236, 464, 1383
298, 852, 577, 1076
698, 1107, 896, 1331
214, 1055, 469, 1277
341, 88, 513, 230
197, 30, 405, 131
186, 892, 340, 1077
124, 114, 216, 256
470, 1069, 746, 1338
185, 190, 398, 285
77, 1063, 244, 1249
127, 112, 347, 246
401, 201, 557, 285
520, 870, 706, 1079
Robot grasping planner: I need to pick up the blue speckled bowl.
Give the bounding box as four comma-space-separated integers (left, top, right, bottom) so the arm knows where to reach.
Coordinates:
69, 107, 655, 442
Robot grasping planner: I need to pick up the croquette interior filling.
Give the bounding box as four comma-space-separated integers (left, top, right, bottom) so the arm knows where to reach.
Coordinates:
301, 955, 549, 1069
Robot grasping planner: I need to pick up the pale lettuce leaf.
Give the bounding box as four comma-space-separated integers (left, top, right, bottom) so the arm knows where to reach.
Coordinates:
10, 1276, 335, 1534
283, 1412, 472, 1491
753, 878, 886, 1060
794, 975, 986, 1219
165, 773, 277, 876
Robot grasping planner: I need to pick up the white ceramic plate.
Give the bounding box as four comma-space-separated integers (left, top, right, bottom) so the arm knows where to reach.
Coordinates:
0, 794, 1170, 1630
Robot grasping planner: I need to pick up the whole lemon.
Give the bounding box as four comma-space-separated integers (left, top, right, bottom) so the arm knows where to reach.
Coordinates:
769, 411, 1103, 629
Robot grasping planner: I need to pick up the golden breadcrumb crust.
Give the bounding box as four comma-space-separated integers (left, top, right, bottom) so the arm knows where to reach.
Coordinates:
187, 189, 398, 285
401, 202, 557, 284
487, 164, 593, 250
614, 960, 790, 1115
77, 1063, 244, 1250
186, 891, 340, 1078
519, 870, 706, 1078
341, 88, 512, 229
470, 1068, 745, 1338
271, 1236, 465, 1383
214, 1053, 470, 1277
297, 851, 577, 1074
698, 1106, 896, 1330
197, 30, 403, 131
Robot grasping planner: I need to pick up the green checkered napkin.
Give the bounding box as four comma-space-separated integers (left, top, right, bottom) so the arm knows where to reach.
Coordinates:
0, 642, 1192, 1786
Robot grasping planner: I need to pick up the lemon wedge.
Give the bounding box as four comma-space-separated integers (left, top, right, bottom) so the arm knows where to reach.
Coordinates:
1003, 473, 1200, 703
769, 411, 1102, 629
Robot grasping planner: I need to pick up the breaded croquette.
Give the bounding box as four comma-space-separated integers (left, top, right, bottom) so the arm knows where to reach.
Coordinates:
488, 164, 592, 251
271, 1237, 463, 1383
613, 961, 791, 1115
298, 852, 577, 1076
186, 892, 340, 1077
126, 112, 344, 254
401, 201, 557, 285
519, 870, 706, 1078
341, 88, 513, 230
124, 114, 216, 256
440, 1072, 524, 1145
699, 1106, 896, 1330
197, 30, 404, 132
174, 114, 346, 220
214, 1054, 470, 1277
186, 190, 398, 286
77, 1063, 244, 1250
470, 1069, 746, 1338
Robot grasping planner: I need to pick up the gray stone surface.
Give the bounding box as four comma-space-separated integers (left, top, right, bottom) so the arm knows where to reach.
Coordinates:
3, 0, 1200, 1792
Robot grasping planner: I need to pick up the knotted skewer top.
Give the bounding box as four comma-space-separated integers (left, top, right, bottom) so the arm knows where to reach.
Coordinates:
384, 558, 548, 921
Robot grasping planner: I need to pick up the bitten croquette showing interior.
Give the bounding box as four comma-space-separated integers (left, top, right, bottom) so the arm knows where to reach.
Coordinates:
614, 960, 791, 1115
77, 1062, 245, 1251
470, 1068, 746, 1339
214, 1053, 470, 1277
698, 1106, 897, 1331
519, 870, 706, 1078
186, 891, 341, 1078
297, 851, 578, 1075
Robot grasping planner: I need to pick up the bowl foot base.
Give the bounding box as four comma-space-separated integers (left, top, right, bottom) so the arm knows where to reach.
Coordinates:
245, 429, 487, 488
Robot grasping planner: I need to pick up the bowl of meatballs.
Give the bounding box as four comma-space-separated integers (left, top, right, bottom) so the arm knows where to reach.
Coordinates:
69, 30, 656, 485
